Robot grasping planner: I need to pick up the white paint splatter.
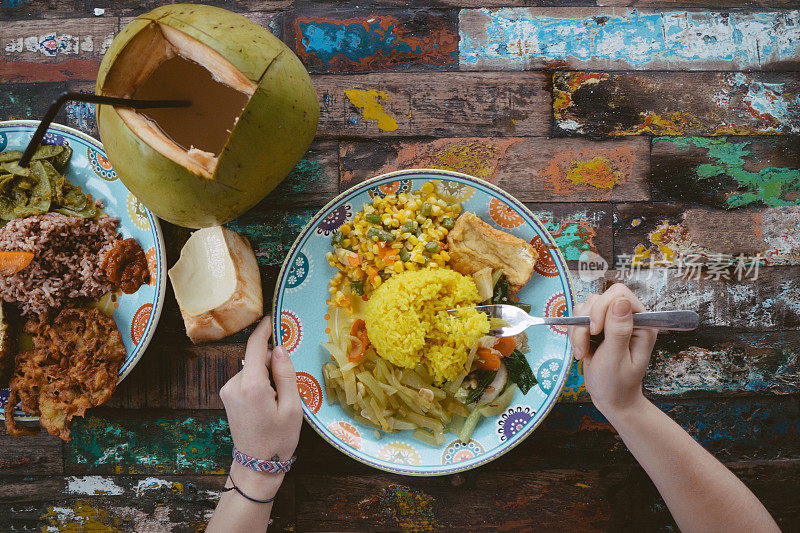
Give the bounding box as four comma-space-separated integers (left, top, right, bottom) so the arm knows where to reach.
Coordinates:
65, 476, 124, 496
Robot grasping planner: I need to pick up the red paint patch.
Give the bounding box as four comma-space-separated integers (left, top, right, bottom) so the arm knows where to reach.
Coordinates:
0, 58, 100, 83
297, 372, 323, 413
530, 236, 559, 277
130, 303, 152, 344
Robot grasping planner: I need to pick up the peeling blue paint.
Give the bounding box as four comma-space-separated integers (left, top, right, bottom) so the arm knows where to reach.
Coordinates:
460, 9, 800, 70
295, 16, 457, 71
64, 101, 96, 134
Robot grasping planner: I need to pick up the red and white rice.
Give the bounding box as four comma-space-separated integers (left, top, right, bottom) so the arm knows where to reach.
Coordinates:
0, 212, 120, 316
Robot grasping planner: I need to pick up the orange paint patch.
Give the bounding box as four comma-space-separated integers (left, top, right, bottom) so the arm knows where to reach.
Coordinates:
542, 146, 635, 198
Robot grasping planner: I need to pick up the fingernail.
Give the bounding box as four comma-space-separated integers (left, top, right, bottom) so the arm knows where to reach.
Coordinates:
573, 347, 583, 360
613, 298, 632, 317
273, 346, 287, 359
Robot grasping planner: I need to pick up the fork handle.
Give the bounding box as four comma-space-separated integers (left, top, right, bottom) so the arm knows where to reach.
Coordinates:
544, 310, 699, 331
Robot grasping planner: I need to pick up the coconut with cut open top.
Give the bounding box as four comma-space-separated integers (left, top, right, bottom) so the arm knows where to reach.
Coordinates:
96, 4, 319, 228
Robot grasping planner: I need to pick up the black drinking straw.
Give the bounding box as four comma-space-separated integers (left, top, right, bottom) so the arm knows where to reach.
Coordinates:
18, 92, 191, 168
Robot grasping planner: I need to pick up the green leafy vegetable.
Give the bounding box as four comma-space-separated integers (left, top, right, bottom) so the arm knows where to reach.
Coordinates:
465, 370, 496, 404
484, 275, 532, 313
504, 349, 537, 394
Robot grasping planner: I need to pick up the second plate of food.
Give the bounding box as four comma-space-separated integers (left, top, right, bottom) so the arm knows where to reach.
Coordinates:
274, 169, 574, 475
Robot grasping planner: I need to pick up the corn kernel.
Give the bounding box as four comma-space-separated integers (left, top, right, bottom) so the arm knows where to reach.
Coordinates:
340, 224, 351, 235
393, 262, 402, 273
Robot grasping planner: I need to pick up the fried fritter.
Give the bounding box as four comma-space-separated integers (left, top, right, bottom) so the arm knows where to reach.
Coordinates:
0, 301, 13, 386
447, 212, 539, 293
5, 307, 126, 440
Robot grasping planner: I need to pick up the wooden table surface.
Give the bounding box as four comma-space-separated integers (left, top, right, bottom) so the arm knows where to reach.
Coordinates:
1, 0, 799, 531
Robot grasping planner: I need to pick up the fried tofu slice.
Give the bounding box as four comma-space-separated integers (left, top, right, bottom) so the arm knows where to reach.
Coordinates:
447, 212, 538, 293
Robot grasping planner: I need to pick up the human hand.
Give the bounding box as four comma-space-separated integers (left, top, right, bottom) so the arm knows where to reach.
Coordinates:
219, 316, 303, 495
567, 284, 658, 418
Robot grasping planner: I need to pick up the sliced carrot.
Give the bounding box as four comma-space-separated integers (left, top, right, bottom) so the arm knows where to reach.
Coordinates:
494, 336, 516, 358
349, 319, 371, 362
475, 348, 501, 371
0, 251, 34, 275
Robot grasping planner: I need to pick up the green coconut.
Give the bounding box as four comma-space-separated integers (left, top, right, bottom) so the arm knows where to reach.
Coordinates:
96, 4, 319, 228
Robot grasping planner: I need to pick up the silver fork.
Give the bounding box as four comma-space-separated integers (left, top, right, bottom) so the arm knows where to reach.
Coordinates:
447, 305, 700, 337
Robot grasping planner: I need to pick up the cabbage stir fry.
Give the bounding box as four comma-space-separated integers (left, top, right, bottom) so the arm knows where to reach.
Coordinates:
0, 145, 97, 221
323, 269, 537, 446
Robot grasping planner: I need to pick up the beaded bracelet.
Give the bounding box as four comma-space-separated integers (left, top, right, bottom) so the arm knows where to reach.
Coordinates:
232, 446, 296, 474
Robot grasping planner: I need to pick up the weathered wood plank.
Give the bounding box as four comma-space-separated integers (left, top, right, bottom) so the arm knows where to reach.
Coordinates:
65, 397, 799, 476
0, 17, 117, 83
645, 328, 800, 397
260, 140, 340, 207
295, 460, 800, 531
340, 137, 650, 202
0, 475, 295, 532
316, 72, 551, 137
588, 268, 800, 330
460, 8, 800, 71
650, 136, 800, 209
286, 8, 458, 73
4, 0, 800, 21
0, 429, 62, 476
554, 71, 800, 136
615, 203, 800, 266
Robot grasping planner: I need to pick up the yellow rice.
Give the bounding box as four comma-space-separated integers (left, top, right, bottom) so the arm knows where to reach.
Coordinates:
364, 269, 489, 384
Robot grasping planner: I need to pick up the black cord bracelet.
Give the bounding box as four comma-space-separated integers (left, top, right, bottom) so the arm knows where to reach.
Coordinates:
222, 473, 276, 504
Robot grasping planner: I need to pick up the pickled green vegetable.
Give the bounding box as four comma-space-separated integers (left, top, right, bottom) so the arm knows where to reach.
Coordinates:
425, 241, 440, 254
0, 145, 96, 221
365, 213, 382, 224
442, 217, 455, 229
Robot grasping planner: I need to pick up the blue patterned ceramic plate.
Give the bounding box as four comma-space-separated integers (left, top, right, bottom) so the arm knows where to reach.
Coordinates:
0, 120, 166, 422
274, 169, 574, 475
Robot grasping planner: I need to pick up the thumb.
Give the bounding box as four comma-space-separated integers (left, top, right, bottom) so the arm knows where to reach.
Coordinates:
602, 297, 634, 354
271, 346, 301, 414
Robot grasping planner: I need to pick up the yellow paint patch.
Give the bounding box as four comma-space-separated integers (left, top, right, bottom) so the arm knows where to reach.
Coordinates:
564, 157, 623, 189
542, 146, 635, 197
633, 221, 705, 265
344, 89, 399, 132
393, 138, 522, 182
42, 500, 127, 532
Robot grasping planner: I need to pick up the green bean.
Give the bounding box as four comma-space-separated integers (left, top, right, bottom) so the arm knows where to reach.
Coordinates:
425, 242, 440, 254
442, 217, 455, 230
399, 248, 410, 262
366, 227, 381, 240
378, 230, 395, 242
400, 221, 417, 234
365, 213, 382, 224
330, 231, 344, 246
350, 280, 364, 295
420, 203, 432, 217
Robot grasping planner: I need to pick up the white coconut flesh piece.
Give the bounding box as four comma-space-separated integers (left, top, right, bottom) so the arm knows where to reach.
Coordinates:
100, 22, 256, 179
168, 227, 263, 344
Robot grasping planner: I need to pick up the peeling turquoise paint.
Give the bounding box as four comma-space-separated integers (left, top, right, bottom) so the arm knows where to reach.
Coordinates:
460, 9, 800, 70
226, 208, 316, 266
296, 16, 457, 71
657, 136, 800, 207
66, 415, 232, 475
